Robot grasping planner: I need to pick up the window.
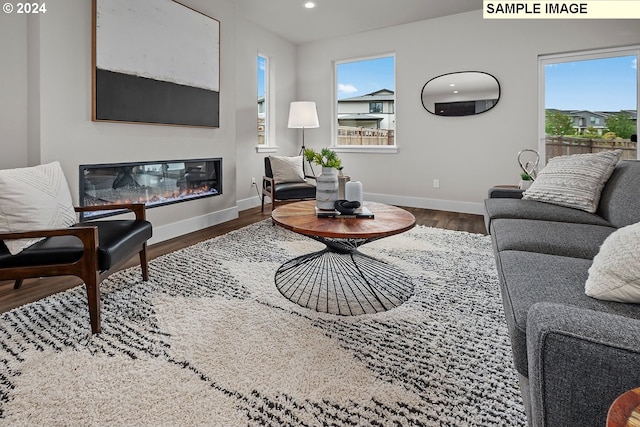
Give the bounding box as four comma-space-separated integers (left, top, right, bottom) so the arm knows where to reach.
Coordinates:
257, 54, 270, 149
539, 46, 639, 165
369, 102, 383, 113
335, 54, 396, 152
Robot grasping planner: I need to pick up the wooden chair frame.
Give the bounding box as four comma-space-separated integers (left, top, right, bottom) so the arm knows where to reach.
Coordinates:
0, 203, 149, 334
261, 174, 317, 212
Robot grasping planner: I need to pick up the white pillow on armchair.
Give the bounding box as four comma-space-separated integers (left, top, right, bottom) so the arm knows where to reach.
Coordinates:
0, 161, 77, 254
269, 155, 306, 184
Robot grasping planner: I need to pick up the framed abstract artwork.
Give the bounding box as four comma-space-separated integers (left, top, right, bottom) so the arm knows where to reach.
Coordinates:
92, 0, 220, 127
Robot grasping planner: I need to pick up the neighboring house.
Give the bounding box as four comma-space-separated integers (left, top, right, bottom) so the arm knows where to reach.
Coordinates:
567, 110, 608, 135
548, 109, 637, 136
257, 96, 266, 144
337, 89, 396, 130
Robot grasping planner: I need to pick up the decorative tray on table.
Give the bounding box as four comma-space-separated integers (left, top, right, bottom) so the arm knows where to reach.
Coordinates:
315, 206, 374, 219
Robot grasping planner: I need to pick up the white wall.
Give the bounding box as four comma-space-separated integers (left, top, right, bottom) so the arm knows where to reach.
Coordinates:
0, 13, 28, 169
0, 0, 298, 243
2, 6, 638, 240
297, 11, 640, 214
234, 15, 299, 211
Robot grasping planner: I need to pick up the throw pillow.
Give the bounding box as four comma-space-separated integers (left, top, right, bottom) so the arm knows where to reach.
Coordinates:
0, 161, 77, 255
522, 150, 622, 213
585, 221, 640, 302
269, 155, 306, 184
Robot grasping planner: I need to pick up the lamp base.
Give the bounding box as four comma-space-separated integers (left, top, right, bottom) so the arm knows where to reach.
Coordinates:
299, 144, 316, 177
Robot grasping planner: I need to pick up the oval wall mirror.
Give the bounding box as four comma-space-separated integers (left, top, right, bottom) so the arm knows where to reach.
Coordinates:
421, 71, 500, 116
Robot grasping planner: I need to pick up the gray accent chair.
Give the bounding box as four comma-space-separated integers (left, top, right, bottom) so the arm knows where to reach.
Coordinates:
484, 160, 640, 427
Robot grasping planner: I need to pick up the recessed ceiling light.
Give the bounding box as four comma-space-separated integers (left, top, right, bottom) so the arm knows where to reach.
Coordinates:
449, 83, 456, 87
453, 90, 459, 94
304, 1, 316, 8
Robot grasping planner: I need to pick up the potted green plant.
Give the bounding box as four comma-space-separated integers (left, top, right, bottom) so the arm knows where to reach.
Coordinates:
304, 148, 342, 169
519, 172, 533, 190
304, 148, 342, 210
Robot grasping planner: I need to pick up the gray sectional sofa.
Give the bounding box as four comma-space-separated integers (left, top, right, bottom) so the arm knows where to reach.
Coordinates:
484, 159, 640, 427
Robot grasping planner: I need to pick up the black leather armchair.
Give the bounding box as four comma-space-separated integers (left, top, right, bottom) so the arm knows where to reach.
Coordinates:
0, 203, 152, 334
261, 156, 316, 212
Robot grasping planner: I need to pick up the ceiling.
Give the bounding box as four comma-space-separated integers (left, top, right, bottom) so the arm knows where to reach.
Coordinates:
232, 0, 483, 44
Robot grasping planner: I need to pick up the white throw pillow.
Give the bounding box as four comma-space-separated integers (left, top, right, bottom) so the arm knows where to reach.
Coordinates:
522, 150, 622, 213
0, 161, 77, 255
269, 155, 306, 184
585, 221, 640, 302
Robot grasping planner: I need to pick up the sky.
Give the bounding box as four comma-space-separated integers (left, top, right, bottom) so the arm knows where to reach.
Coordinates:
258, 55, 266, 97
545, 55, 637, 111
336, 56, 395, 99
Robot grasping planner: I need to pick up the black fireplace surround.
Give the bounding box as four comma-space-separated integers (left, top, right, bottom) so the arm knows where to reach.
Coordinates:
79, 158, 222, 220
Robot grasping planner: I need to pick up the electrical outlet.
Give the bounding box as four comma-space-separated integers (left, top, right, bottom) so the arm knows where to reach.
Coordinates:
433, 179, 440, 188
251, 177, 256, 185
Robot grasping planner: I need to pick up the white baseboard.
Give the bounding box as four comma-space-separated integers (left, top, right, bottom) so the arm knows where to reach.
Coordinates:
238, 193, 484, 216
364, 192, 485, 215
149, 206, 239, 245
236, 195, 262, 211
151, 193, 482, 245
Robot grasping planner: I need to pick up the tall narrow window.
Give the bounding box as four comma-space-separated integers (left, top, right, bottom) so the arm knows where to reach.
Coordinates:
257, 54, 268, 146
335, 54, 396, 151
539, 47, 639, 165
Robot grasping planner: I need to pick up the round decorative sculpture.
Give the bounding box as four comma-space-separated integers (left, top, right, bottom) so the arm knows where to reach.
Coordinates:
334, 199, 361, 215
517, 149, 539, 180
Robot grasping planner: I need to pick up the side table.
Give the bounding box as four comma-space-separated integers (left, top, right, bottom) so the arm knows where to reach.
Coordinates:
607, 387, 640, 427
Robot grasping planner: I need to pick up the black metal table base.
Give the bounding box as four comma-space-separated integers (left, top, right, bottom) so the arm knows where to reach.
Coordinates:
275, 237, 414, 315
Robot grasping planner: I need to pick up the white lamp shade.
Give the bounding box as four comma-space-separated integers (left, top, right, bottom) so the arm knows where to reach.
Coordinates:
288, 101, 319, 128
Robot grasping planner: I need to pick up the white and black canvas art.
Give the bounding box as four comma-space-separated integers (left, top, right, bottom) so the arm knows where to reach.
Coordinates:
92, 0, 220, 127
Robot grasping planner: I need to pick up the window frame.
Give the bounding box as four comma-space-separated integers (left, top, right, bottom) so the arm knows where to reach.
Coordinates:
333, 53, 398, 154
257, 52, 277, 153
538, 46, 639, 166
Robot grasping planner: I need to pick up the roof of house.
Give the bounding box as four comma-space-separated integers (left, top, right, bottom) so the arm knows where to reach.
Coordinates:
338, 114, 384, 121
339, 89, 395, 102
566, 110, 609, 118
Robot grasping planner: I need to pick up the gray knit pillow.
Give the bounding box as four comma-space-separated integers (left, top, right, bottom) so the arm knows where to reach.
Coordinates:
522, 150, 622, 213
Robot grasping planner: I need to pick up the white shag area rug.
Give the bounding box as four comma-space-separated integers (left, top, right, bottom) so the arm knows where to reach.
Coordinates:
0, 220, 526, 426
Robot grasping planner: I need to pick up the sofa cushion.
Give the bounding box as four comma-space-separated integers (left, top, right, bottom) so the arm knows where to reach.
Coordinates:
0, 161, 77, 255
495, 250, 640, 376
522, 150, 621, 213
597, 160, 640, 228
490, 218, 615, 259
484, 198, 613, 233
585, 221, 640, 302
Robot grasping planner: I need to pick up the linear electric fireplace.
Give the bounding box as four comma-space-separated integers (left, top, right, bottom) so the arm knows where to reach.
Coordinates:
79, 158, 222, 220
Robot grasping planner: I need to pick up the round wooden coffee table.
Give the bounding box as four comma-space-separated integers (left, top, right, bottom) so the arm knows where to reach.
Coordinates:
271, 201, 416, 315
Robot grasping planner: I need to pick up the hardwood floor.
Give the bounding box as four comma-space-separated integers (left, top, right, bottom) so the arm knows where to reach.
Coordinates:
0, 205, 486, 314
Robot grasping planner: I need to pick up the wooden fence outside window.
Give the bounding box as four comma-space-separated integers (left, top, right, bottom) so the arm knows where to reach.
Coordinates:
337, 126, 394, 146
545, 136, 637, 162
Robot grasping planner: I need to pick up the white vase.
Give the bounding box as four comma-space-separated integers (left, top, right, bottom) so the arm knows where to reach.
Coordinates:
345, 181, 363, 204
316, 167, 339, 210
519, 180, 532, 190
